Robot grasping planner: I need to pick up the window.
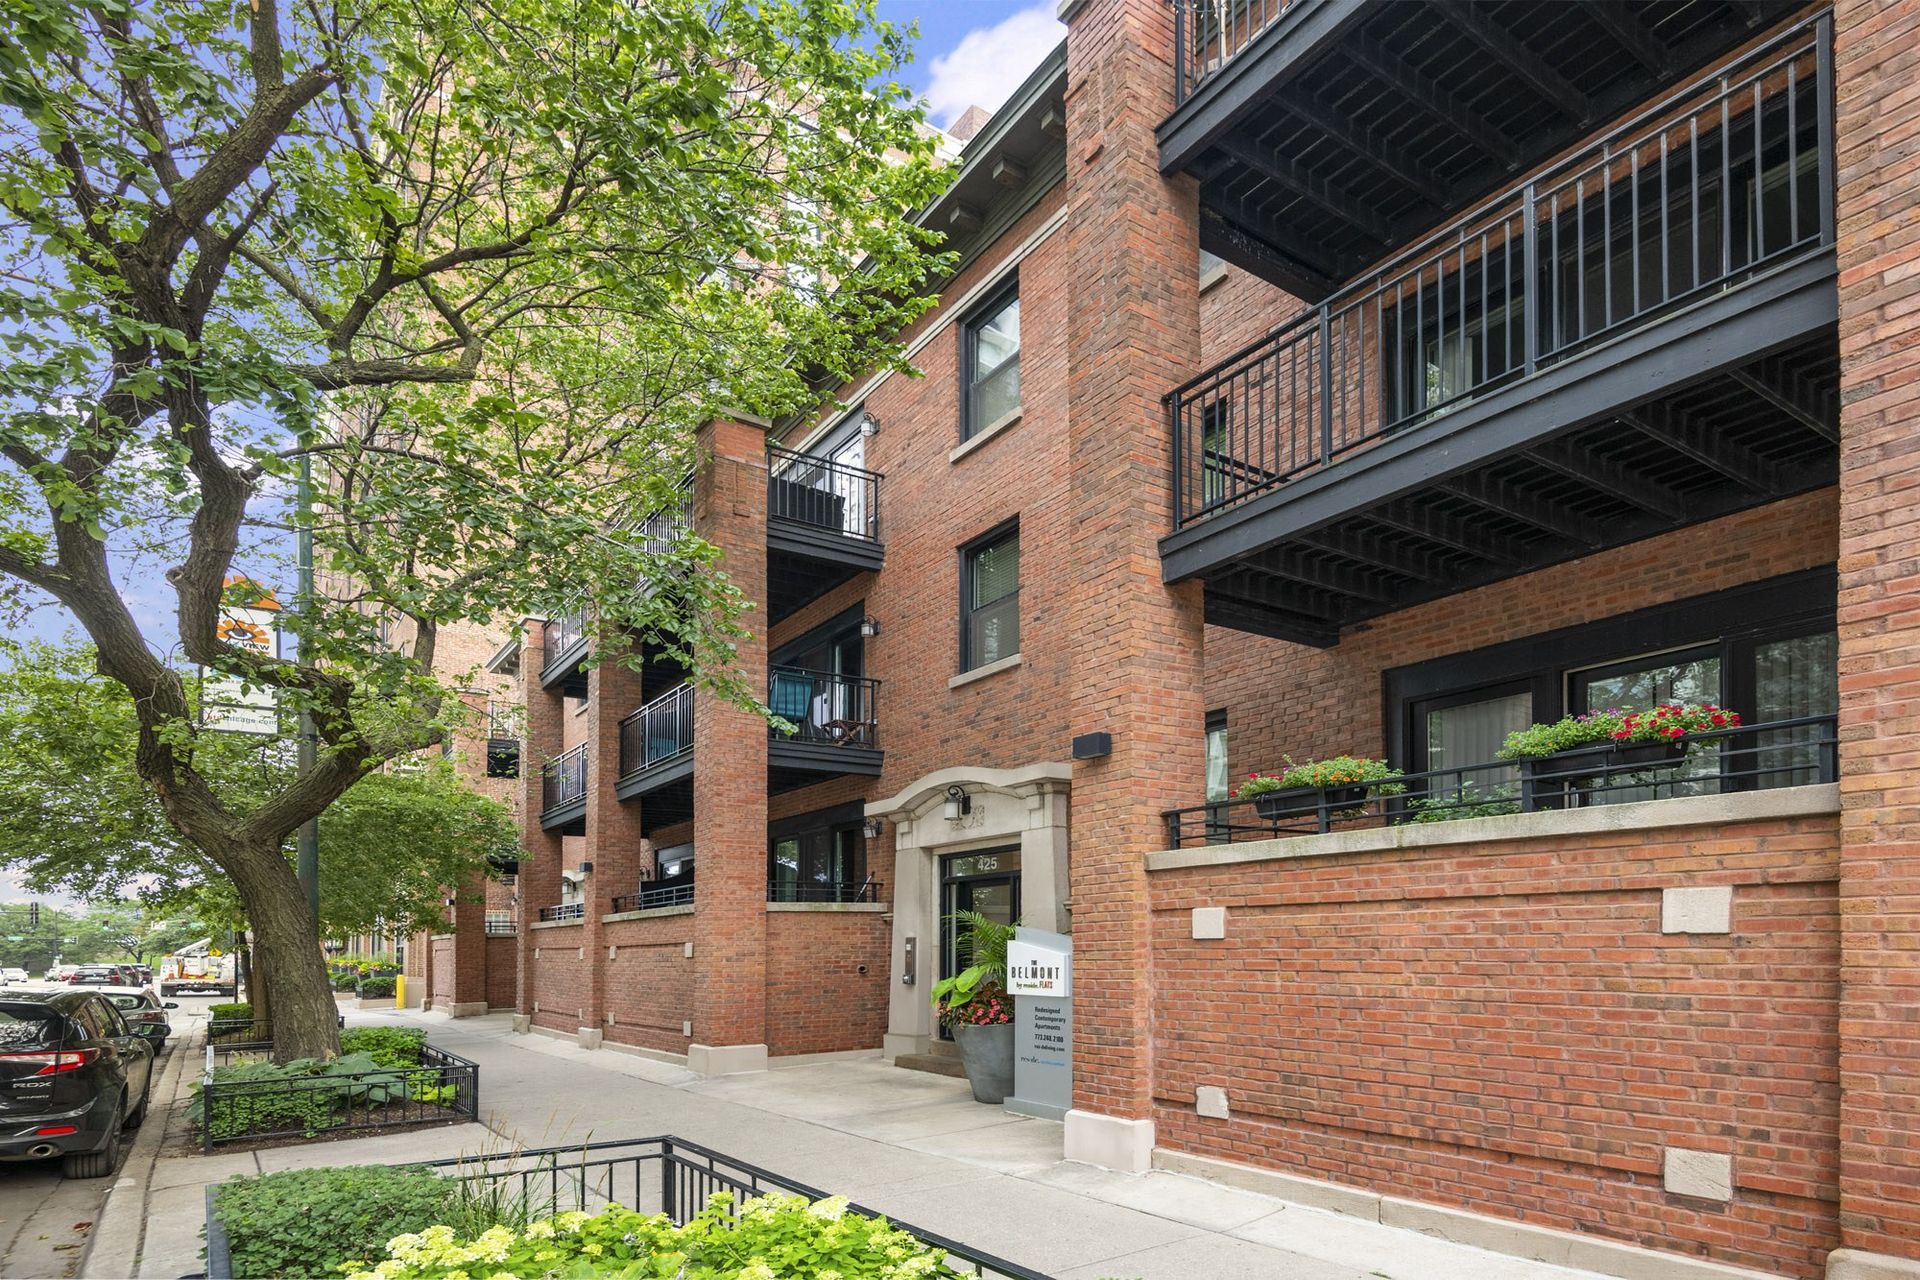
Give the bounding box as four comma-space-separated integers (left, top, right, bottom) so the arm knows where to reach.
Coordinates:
1204, 710, 1229, 802
768, 805, 867, 902
961, 524, 1020, 671
962, 284, 1020, 439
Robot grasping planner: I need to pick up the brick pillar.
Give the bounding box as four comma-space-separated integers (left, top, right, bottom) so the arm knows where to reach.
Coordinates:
1060, 0, 1207, 1172
515, 617, 565, 1023
578, 649, 646, 1047
442, 870, 489, 1016
688, 413, 772, 1076
1832, 2, 1920, 1274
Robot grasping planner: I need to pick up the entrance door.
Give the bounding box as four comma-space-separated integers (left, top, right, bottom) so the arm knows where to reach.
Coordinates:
939, 848, 1021, 1039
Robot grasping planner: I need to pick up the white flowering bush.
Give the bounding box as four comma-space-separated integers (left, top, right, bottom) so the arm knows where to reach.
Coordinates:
341, 1193, 968, 1279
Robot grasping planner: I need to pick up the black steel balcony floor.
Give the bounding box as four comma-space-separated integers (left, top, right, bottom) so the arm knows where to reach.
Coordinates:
769, 741, 884, 796
539, 636, 590, 696
1164, 264, 1838, 647
539, 797, 586, 835
1162, 0, 1805, 296
634, 776, 694, 839
614, 751, 694, 805
768, 530, 884, 625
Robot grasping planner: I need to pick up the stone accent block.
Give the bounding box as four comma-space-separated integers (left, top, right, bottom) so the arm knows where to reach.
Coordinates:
1195, 1085, 1229, 1119
1191, 906, 1226, 939
1662, 886, 1733, 934
1663, 1148, 1733, 1202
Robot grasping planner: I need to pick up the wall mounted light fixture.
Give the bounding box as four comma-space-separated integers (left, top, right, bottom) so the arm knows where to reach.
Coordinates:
863, 816, 885, 839
944, 785, 972, 821
859, 615, 880, 638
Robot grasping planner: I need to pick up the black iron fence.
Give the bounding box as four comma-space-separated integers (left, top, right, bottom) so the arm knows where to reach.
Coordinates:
1173, 0, 1296, 105
536, 903, 585, 923
542, 613, 587, 672
767, 878, 882, 905
205, 1135, 1050, 1280
619, 682, 694, 777
768, 443, 881, 542
1163, 715, 1837, 849
768, 665, 879, 748
541, 743, 589, 812
611, 880, 695, 913
1168, 15, 1833, 529
197, 1043, 479, 1152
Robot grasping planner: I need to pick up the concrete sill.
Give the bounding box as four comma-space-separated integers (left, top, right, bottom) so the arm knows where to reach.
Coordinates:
1145, 783, 1840, 872
766, 901, 890, 914
949, 407, 1022, 463
1199, 261, 1229, 294
604, 905, 695, 923
949, 652, 1022, 689
530, 917, 587, 931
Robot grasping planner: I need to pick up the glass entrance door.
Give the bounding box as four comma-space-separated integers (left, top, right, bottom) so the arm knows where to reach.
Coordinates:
939, 848, 1021, 1039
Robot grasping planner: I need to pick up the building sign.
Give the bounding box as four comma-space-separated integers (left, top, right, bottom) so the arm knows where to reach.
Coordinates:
1006, 927, 1072, 1122
202, 579, 282, 735
1007, 937, 1071, 997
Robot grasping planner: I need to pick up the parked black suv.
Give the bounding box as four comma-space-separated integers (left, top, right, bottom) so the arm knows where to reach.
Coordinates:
0, 990, 155, 1177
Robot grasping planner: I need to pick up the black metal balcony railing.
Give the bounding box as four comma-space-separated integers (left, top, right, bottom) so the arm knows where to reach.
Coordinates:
542, 613, 587, 672
611, 880, 695, 913
483, 914, 518, 936
536, 903, 585, 923
618, 682, 694, 778
1163, 714, 1837, 849
1169, 16, 1833, 531
767, 666, 879, 749
767, 878, 882, 905
541, 743, 588, 812
767, 443, 881, 542
1173, 0, 1295, 105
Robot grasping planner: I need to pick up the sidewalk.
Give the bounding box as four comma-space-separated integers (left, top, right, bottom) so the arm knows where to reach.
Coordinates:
104, 1006, 1635, 1280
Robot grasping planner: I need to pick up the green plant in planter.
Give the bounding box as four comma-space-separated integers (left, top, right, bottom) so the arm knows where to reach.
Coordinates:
930, 909, 1016, 1027
212, 1164, 468, 1280
1610, 702, 1739, 743
1404, 781, 1523, 823
1495, 710, 1624, 760
356, 975, 398, 999
1236, 755, 1405, 799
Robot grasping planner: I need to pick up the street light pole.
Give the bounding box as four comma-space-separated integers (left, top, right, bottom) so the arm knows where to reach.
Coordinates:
295, 445, 320, 924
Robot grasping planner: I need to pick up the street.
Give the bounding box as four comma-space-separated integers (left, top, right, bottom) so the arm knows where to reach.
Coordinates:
0, 993, 218, 1280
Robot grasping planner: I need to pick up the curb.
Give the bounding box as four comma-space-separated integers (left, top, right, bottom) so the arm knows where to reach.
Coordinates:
84, 1023, 204, 1278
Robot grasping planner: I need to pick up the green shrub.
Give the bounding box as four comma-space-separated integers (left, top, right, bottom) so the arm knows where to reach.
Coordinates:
214, 1165, 462, 1279
208, 1001, 252, 1023
1496, 711, 1622, 759
339, 1026, 426, 1068
356, 976, 397, 998
190, 1052, 426, 1140
342, 1194, 971, 1280
329, 971, 359, 992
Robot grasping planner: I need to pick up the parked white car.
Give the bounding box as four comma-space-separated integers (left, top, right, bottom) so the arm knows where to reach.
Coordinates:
0, 968, 28, 985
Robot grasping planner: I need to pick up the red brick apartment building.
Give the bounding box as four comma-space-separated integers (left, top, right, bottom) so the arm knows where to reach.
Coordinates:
409, 2, 1920, 1276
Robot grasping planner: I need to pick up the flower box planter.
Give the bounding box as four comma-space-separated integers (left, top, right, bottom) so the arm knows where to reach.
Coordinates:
1611, 739, 1690, 770
1251, 787, 1316, 821
1522, 745, 1613, 784
950, 1022, 1015, 1105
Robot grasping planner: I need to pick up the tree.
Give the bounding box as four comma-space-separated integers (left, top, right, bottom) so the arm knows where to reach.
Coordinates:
0, 640, 521, 942
0, 0, 947, 1058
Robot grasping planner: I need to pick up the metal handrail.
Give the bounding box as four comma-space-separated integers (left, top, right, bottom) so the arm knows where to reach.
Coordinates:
536, 903, 584, 923
1163, 713, 1838, 848
767, 665, 879, 749
767, 443, 882, 541
618, 682, 694, 777
611, 881, 695, 912
1167, 14, 1833, 529
767, 877, 882, 905
540, 743, 589, 812
541, 614, 587, 671
1174, 0, 1297, 105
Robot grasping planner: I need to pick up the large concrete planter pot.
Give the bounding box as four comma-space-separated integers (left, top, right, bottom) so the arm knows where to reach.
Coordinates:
951, 1022, 1015, 1104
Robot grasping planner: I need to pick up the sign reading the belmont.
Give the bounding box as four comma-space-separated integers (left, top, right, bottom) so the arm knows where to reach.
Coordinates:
1006, 938, 1071, 998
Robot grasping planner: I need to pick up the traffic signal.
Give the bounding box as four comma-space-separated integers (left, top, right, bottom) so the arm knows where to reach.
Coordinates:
28, 902, 38, 928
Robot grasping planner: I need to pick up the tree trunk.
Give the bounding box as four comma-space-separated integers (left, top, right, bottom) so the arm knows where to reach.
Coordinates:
227, 844, 339, 1063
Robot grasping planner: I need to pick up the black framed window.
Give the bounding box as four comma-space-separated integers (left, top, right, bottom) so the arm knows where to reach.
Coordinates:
1204, 709, 1229, 802
962, 284, 1020, 439
768, 804, 866, 902
961, 522, 1020, 672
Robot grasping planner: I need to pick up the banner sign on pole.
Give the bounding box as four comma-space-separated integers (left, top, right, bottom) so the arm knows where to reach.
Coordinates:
202, 577, 282, 735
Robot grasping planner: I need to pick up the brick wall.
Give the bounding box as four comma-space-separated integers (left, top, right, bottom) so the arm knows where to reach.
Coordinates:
1150, 812, 1843, 1277
604, 913, 695, 1053
1203, 488, 1838, 787
526, 923, 588, 1034
1832, 0, 1920, 1261
430, 936, 455, 1002
764, 910, 891, 1056
485, 936, 516, 1009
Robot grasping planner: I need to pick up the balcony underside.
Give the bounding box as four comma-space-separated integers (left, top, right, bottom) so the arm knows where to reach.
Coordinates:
1163, 258, 1838, 646
768, 524, 883, 624
1163, 0, 1804, 298
539, 637, 590, 696
540, 796, 586, 835
614, 751, 693, 805
769, 741, 884, 797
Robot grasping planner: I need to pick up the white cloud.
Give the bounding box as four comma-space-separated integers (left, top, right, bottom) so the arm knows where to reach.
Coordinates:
924, 3, 1065, 130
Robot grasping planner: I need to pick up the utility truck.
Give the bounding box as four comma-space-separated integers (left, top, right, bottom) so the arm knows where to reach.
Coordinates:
156, 939, 236, 998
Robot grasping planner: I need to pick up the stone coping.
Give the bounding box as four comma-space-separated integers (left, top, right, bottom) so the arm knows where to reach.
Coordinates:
529, 917, 587, 931
604, 905, 696, 923
766, 901, 889, 914
1145, 784, 1839, 872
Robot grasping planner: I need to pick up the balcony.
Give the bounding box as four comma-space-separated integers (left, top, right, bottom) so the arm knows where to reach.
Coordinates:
766, 666, 883, 795
539, 743, 588, 832
1161, 0, 1808, 297
611, 879, 695, 912
766, 444, 884, 623
1163, 714, 1836, 847
536, 902, 585, 924
1162, 18, 1837, 645
767, 877, 882, 905
615, 682, 695, 829
540, 612, 590, 695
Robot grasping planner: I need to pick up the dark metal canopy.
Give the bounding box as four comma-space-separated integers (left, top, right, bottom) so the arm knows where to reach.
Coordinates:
1163, 0, 1807, 298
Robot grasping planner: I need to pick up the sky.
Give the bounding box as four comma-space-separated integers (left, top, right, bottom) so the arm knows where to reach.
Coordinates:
884, 2, 1067, 131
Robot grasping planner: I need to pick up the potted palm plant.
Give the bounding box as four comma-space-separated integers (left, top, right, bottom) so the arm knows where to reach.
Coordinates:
931, 910, 1017, 1104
